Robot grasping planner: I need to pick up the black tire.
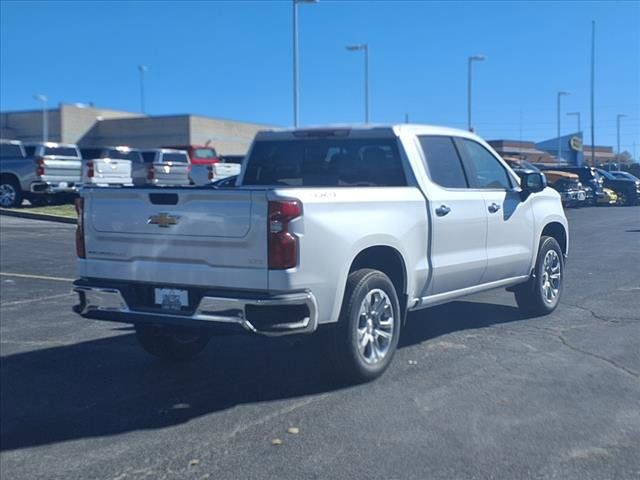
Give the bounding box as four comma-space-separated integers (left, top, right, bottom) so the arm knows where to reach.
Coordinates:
135, 324, 210, 361
618, 191, 637, 206
328, 269, 401, 383
0, 176, 23, 208
514, 236, 564, 316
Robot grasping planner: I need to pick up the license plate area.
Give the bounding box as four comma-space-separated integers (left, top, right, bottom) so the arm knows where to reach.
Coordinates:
154, 288, 189, 311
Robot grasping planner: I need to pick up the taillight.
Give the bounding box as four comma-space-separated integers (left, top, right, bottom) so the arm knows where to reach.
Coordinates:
268, 200, 302, 269
75, 198, 86, 258
35, 157, 45, 176
147, 164, 155, 180
86, 161, 95, 178
207, 165, 214, 181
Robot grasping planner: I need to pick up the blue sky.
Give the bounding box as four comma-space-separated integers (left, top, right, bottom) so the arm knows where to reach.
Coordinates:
1, 0, 638, 153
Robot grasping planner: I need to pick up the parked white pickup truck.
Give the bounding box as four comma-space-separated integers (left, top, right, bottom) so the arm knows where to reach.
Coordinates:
1, 140, 81, 207
73, 125, 568, 382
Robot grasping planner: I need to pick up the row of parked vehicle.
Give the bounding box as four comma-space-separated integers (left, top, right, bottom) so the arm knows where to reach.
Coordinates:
0, 139, 245, 208
1, 138, 638, 209
504, 157, 640, 207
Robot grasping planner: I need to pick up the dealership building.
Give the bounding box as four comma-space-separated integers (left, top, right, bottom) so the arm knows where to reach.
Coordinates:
489, 132, 615, 167
2, 104, 618, 165
0, 104, 273, 155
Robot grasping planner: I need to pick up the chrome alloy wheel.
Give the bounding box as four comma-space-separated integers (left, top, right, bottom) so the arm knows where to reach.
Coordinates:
541, 250, 561, 303
356, 288, 395, 365
0, 183, 17, 207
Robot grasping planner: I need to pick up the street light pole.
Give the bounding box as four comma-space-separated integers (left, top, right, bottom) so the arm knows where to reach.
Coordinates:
138, 65, 147, 114
467, 55, 485, 132
292, 0, 317, 128
567, 112, 581, 132
346, 44, 369, 123
616, 114, 627, 156
557, 91, 570, 161
33, 94, 48, 142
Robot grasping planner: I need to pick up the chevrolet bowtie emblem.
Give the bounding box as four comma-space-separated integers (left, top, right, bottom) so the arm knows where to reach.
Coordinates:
148, 213, 179, 228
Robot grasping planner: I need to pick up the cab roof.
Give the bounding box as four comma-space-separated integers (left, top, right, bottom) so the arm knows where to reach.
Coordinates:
254, 124, 484, 143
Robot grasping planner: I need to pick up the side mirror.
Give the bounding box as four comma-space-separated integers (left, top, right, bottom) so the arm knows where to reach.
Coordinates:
519, 171, 546, 198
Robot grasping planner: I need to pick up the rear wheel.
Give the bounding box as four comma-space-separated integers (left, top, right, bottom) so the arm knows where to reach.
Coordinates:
514, 236, 564, 315
0, 177, 22, 208
327, 269, 401, 383
135, 324, 210, 361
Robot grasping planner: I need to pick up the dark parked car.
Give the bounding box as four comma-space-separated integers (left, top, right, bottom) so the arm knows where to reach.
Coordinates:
595, 169, 640, 206
538, 165, 604, 206
542, 170, 587, 208
219, 154, 245, 165
503, 158, 584, 207
610, 171, 640, 182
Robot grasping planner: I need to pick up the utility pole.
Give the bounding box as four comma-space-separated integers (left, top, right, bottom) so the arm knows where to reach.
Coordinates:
616, 114, 627, 155
346, 44, 369, 123
33, 94, 48, 142
557, 91, 570, 161
590, 20, 595, 165
138, 64, 147, 114
467, 55, 485, 131
292, 0, 318, 127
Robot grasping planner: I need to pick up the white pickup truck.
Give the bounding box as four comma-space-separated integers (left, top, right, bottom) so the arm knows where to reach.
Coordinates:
73, 125, 568, 382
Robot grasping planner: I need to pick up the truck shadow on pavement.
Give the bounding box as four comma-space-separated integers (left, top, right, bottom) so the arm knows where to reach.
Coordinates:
1, 300, 532, 451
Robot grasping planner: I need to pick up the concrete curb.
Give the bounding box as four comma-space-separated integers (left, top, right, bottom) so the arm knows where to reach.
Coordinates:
0, 208, 77, 225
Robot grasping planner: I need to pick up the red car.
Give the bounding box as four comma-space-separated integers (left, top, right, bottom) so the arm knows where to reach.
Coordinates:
163, 145, 219, 165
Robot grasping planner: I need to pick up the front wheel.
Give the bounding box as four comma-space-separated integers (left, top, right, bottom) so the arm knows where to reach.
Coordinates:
514, 236, 564, 316
328, 269, 401, 383
0, 177, 23, 208
135, 324, 210, 361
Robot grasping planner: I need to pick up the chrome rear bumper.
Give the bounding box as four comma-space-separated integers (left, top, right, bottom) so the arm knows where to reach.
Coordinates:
30, 181, 78, 194
73, 283, 318, 337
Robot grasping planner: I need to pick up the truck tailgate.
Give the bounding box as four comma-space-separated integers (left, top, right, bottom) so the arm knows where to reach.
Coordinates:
81, 188, 269, 290
42, 156, 82, 183
93, 158, 132, 182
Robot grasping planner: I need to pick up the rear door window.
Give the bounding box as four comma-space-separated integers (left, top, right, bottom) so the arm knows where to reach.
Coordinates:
105, 149, 142, 162
457, 138, 512, 189
0, 143, 24, 158
161, 152, 189, 163
80, 148, 101, 159
43, 146, 80, 158
194, 148, 217, 159
243, 138, 406, 187
141, 152, 156, 163
418, 136, 468, 188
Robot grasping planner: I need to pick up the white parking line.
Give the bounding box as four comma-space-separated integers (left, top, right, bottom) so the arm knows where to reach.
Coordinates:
0, 272, 74, 282
1, 292, 74, 307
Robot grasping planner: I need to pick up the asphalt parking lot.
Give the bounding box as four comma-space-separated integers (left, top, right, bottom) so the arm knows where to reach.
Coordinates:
1, 207, 639, 480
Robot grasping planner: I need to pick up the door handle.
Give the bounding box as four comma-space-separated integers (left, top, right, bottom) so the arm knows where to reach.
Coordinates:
435, 205, 451, 217
488, 202, 501, 213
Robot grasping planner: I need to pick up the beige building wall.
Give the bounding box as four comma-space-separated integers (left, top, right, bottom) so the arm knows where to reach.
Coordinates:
189, 116, 271, 155
60, 105, 142, 144
0, 109, 62, 142
80, 115, 191, 148
1, 105, 274, 153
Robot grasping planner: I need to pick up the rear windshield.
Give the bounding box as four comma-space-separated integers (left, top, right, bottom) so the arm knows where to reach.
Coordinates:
44, 146, 79, 157
194, 148, 217, 159
162, 152, 189, 163
105, 149, 142, 162
243, 138, 406, 187
0, 143, 25, 158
